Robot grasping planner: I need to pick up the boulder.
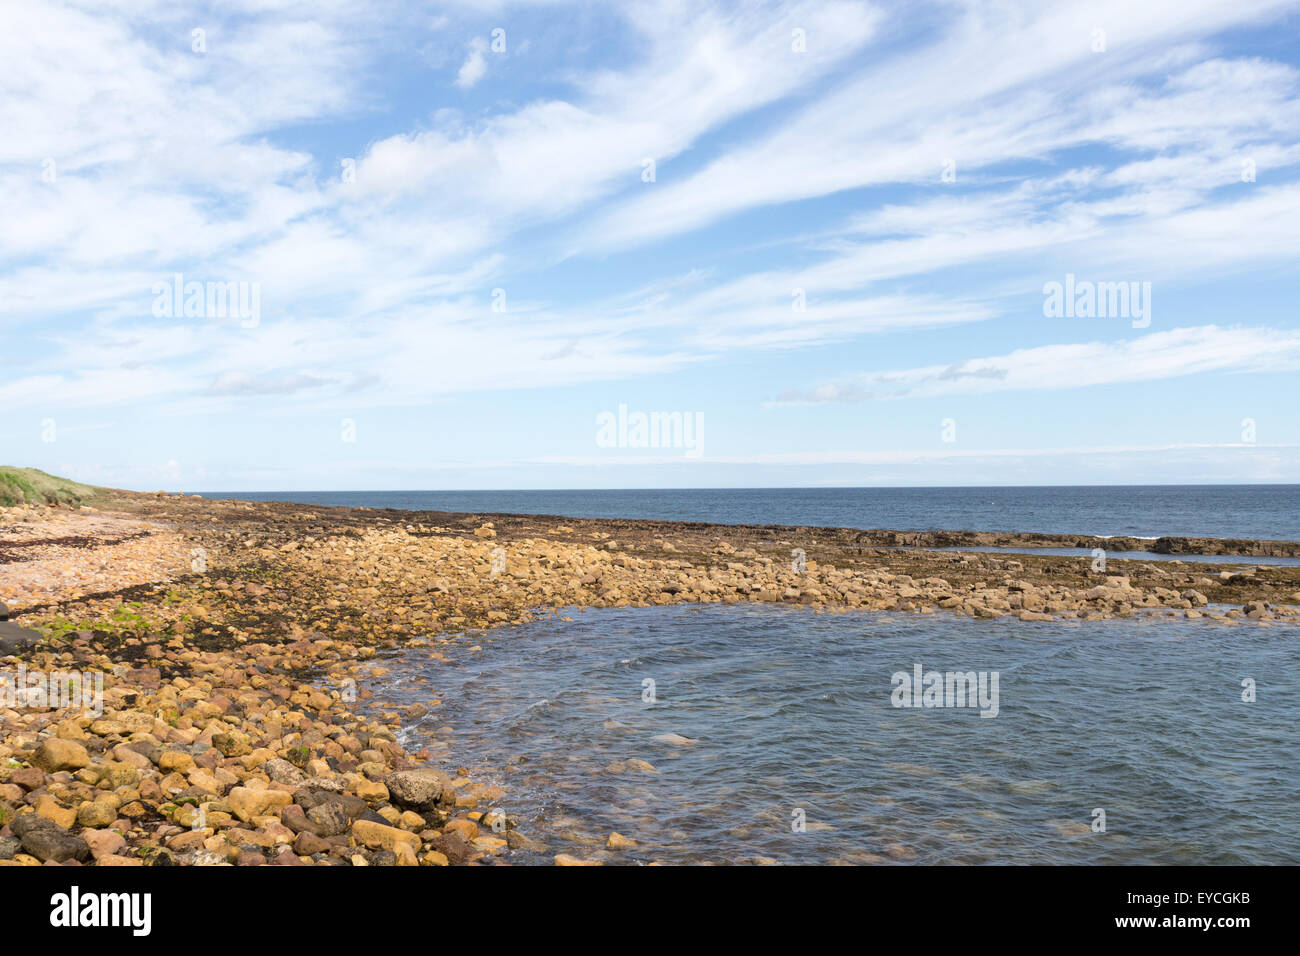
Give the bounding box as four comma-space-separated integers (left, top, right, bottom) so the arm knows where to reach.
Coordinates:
0, 621, 41, 656
11, 814, 90, 863
385, 768, 451, 810
30, 738, 90, 773
225, 786, 292, 822
351, 819, 420, 853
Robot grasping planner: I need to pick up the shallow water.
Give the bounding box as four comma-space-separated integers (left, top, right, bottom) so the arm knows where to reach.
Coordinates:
376, 605, 1300, 865
897, 546, 1300, 566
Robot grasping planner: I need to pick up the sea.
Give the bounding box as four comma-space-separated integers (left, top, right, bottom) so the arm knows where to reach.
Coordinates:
199, 484, 1300, 540
375, 604, 1300, 865
200, 485, 1299, 864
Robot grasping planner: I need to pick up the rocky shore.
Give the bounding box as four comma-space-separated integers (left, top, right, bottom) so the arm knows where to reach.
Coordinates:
2, 488, 1298, 867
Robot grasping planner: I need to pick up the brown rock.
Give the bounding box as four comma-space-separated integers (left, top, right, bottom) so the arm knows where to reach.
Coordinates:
30, 739, 90, 773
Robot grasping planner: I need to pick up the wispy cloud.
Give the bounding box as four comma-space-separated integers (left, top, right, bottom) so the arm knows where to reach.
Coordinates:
4, 0, 1300, 486
773, 326, 1300, 404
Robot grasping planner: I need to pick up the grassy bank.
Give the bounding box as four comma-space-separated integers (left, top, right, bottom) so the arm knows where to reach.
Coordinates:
0, 467, 100, 508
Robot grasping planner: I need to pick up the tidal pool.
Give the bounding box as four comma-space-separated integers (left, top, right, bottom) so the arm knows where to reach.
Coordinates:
372, 604, 1300, 865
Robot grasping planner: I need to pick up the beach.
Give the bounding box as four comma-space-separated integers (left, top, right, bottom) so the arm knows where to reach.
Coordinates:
2, 487, 1298, 866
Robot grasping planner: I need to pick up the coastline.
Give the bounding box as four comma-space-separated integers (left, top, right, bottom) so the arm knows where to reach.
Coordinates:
2, 488, 1298, 867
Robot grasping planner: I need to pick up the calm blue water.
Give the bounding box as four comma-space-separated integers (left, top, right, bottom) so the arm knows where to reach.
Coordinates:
377, 604, 1300, 865
199, 485, 1300, 540
897, 547, 1300, 567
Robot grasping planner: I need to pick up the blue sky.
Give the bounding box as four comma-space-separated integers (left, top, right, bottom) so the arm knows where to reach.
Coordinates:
3, 0, 1300, 490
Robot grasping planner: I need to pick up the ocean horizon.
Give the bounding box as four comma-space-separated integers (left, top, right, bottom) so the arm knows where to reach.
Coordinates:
194, 484, 1300, 541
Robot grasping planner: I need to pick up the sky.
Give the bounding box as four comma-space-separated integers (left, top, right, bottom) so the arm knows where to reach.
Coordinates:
2, 0, 1299, 491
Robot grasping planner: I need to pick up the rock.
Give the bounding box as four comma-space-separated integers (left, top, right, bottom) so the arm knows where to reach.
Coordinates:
607, 832, 637, 850
212, 731, 252, 757
0, 836, 22, 860
157, 751, 196, 774
0, 621, 41, 656
293, 831, 331, 856
82, 829, 127, 861
11, 814, 90, 863
426, 831, 471, 864
351, 819, 420, 853
651, 733, 699, 747
355, 779, 389, 803
394, 843, 419, 866
35, 795, 76, 829
262, 758, 307, 786
226, 786, 292, 822
305, 800, 351, 837
175, 848, 228, 866
76, 800, 118, 829
88, 718, 130, 736
30, 738, 90, 772
554, 853, 602, 866
9, 767, 46, 790
505, 830, 547, 853
443, 818, 478, 842
385, 768, 450, 810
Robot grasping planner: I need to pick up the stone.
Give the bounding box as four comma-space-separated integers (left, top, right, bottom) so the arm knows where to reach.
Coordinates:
607, 832, 637, 850
212, 731, 252, 757
76, 800, 118, 829
426, 831, 471, 864
305, 800, 351, 837
158, 751, 196, 773
82, 829, 127, 860
0, 621, 41, 656
293, 831, 331, 856
35, 795, 77, 829
11, 813, 90, 863
443, 818, 478, 842
354, 779, 388, 803
9, 767, 46, 790
30, 738, 90, 772
651, 733, 699, 747
386, 768, 450, 810
554, 853, 602, 866
262, 758, 306, 786
226, 786, 292, 822
505, 830, 548, 853
351, 819, 420, 853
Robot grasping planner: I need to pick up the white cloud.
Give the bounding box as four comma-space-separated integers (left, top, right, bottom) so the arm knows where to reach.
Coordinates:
774, 326, 1300, 403
455, 36, 489, 87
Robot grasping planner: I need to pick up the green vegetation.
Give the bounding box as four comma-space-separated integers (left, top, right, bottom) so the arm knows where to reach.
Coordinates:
38, 603, 163, 641
0, 466, 101, 507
